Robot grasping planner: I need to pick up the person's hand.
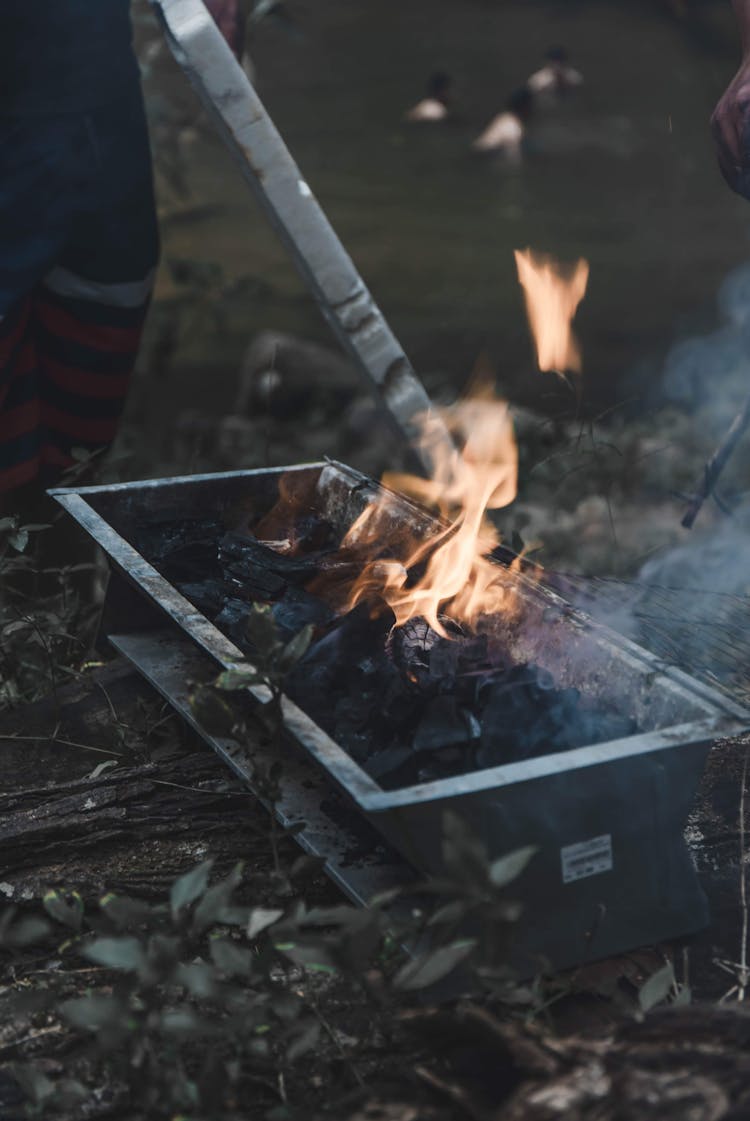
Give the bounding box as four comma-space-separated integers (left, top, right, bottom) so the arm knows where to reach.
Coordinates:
203, 0, 246, 60
711, 57, 750, 199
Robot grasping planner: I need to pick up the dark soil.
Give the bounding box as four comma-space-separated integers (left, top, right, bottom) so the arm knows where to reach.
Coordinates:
3, 660, 750, 1120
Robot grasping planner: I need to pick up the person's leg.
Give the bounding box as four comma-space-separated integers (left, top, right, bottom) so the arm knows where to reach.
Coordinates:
0, 296, 37, 497
32, 279, 153, 482
0, 115, 83, 497
33, 87, 159, 482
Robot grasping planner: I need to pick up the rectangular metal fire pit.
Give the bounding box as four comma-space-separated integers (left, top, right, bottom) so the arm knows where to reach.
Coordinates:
51, 463, 750, 974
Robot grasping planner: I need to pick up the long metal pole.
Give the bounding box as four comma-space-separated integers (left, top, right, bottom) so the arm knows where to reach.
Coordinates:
150, 0, 453, 473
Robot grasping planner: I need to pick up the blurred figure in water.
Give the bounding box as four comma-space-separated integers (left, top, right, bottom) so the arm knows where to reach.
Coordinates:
527, 47, 583, 100
472, 87, 533, 161
404, 72, 451, 122
712, 0, 750, 199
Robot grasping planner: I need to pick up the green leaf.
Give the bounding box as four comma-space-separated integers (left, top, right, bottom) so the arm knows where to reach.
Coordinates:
192, 863, 243, 933
427, 900, 467, 928
170, 859, 214, 918
638, 961, 675, 1012
304, 962, 337, 975
83, 936, 146, 972
275, 941, 337, 970
8, 529, 29, 553
672, 983, 692, 1006
160, 1006, 210, 1037
8, 1062, 55, 1105
99, 893, 154, 929
289, 853, 327, 881
489, 845, 537, 889
215, 666, 263, 691
210, 938, 254, 977
441, 812, 491, 892
286, 1020, 321, 1062
278, 624, 314, 672
176, 961, 218, 999
245, 605, 281, 653
189, 686, 236, 737
6, 915, 52, 947
70, 446, 93, 463
392, 939, 477, 991
245, 905, 283, 941
43, 889, 84, 931
61, 994, 127, 1032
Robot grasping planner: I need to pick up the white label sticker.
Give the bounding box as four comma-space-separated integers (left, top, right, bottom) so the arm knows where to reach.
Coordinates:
561, 834, 613, 884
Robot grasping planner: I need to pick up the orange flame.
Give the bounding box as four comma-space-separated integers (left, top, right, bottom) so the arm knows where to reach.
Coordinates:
514, 249, 589, 375
337, 380, 519, 637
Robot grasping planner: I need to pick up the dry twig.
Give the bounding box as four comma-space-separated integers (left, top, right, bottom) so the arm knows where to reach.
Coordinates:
682, 393, 750, 528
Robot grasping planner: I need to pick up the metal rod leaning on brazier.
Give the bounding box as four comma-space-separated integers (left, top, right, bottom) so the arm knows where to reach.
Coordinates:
150, 0, 454, 474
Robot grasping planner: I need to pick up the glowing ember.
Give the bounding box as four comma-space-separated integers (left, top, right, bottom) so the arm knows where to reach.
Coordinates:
337, 379, 519, 637
514, 249, 589, 375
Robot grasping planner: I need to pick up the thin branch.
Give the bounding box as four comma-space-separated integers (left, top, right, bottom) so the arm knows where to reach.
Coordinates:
415, 1064, 489, 1121
682, 393, 750, 528
0, 732, 122, 757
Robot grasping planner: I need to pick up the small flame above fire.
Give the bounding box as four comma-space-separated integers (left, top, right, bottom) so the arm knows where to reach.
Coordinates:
337, 378, 519, 637
514, 249, 589, 376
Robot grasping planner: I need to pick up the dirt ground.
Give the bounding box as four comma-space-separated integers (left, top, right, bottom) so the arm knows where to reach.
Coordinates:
3, 654, 750, 1120
6, 2, 750, 1116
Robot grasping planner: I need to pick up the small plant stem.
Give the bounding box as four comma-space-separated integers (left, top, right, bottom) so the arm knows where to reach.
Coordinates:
0, 732, 122, 756
682, 392, 750, 528
277, 1069, 287, 1104
309, 996, 366, 1088
148, 778, 244, 796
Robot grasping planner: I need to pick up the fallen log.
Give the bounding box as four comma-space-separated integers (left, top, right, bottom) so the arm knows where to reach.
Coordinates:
0, 754, 251, 873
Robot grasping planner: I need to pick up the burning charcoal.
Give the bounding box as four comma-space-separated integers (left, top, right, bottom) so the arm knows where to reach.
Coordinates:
428, 640, 460, 685
250, 469, 338, 550
334, 727, 373, 765
574, 710, 637, 745
477, 679, 548, 765
366, 745, 419, 788
334, 695, 372, 736
558, 685, 582, 707
283, 512, 337, 552
465, 669, 509, 706
532, 667, 556, 691
214, 597, 254, 647
416, 744, 473, 785
219, 532, 370, 608
435, 746, 464, 769
160, 541, 222, 583
380, 669, 420, 727
271, 590, 334, 641
506, 663, 545, 687
176, 579, 225, 619
388, 618, 441, 677
455, 632, 489, 673
135, 517, 225, 569
285, 604, 395, 719
413, 696, 478, 753
418, 762, 458, 784
219, 535, 297, 601
221, 565, 287, 603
